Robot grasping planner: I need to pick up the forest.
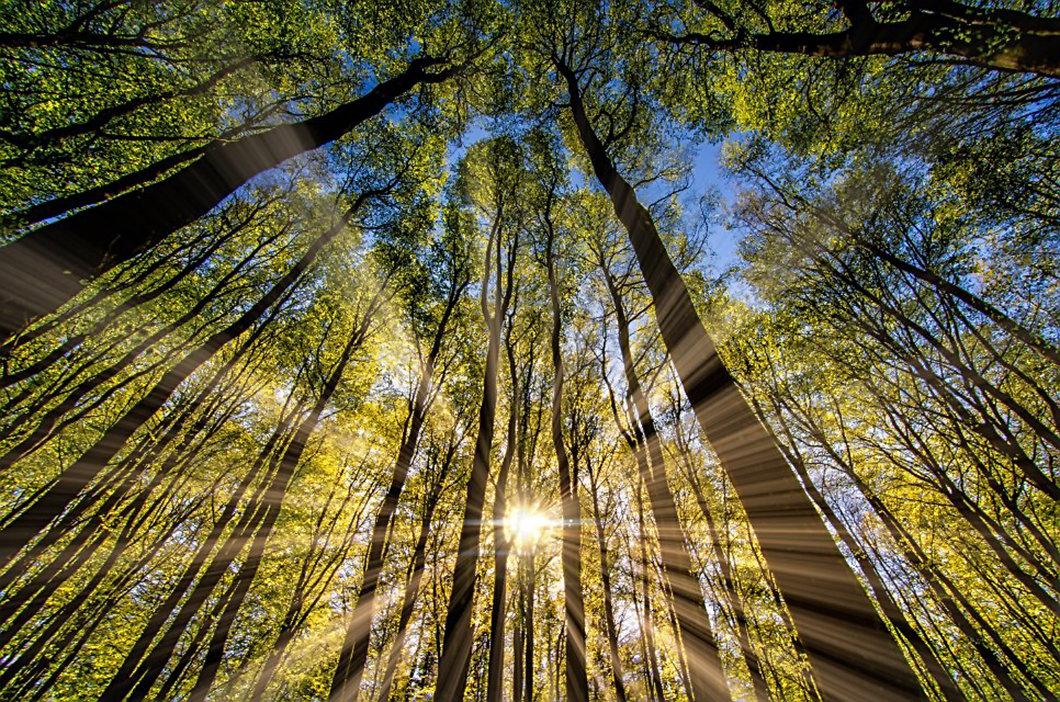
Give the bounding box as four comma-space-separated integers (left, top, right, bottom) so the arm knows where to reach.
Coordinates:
0, 0, 1057, 700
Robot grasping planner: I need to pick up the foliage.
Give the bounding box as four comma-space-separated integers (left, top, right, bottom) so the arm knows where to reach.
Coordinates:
0, 0, 1057, 700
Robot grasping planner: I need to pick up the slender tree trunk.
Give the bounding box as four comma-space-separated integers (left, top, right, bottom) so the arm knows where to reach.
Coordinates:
587, 463, 628, 702
600, 261, 729, 701
558, 61, 923, 700
524, 551, 536, 702
544, 216, 590, 702
513, 591, 524, 702
634, 484, 667, 702
486, 336, 519, 702
0, 56, 458, 339
435, 357, 499, 699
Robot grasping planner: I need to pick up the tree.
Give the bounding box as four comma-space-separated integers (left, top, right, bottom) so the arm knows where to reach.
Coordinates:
543, 17, 925, 697
436, 136, 524, 700
540, 147, 591, 702
329, 201, 471, 702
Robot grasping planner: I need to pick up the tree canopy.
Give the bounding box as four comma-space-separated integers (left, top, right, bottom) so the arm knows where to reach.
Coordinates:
0, 0, 1057, 699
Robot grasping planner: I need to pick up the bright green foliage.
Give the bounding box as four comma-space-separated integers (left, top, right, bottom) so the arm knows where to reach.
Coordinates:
0, 1, 1057, 700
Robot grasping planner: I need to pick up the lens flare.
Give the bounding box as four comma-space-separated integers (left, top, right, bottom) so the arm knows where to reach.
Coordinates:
504, 504, 552, 551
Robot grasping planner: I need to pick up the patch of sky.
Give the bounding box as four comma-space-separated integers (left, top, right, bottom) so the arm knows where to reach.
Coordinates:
444, 116, 491, 171
687, 134, 761, 305
689, 139, 738, 266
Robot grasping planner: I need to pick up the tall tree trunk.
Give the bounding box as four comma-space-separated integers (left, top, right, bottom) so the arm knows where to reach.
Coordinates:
374, 505, 436, 702
634, 484, 667, 702
600, 261, 730, 701
558, 61, 923, 700
486, 334, 519, 702
586, 461, 628, 702
512, 590, 524, 702
524, 550, 536, 702
545, 221, 590, 702
0, 56, 459, 340
656, 548, 698, 702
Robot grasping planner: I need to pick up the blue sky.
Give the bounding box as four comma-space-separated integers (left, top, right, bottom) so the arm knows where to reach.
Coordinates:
689, 140, 741, 271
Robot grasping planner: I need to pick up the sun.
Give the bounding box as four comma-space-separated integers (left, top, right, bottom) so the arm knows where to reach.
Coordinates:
505, 504, 552, 552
